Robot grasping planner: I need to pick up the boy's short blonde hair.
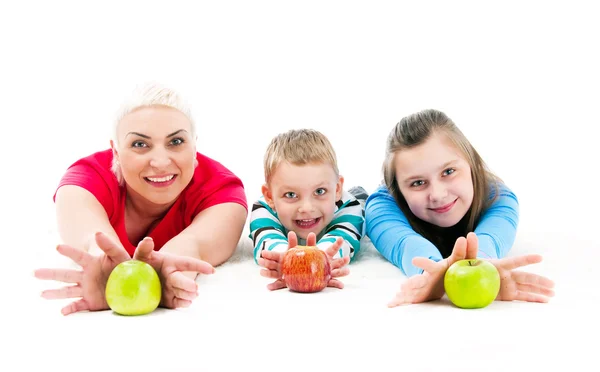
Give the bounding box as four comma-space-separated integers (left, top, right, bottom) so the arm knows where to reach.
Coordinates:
263, 129, 339, 183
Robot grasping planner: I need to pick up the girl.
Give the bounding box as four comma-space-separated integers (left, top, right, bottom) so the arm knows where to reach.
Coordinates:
365, 109, 555, 307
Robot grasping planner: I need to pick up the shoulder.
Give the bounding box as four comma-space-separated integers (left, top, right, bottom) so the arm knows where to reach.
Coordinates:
365, 184, 395, 206
487, 181, 518, 202
181, 152, 248, 214
54, 149, 119, 215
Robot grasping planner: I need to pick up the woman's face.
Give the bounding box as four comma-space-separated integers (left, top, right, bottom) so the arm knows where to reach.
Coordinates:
394, 131, 474, 228
112, 105, 196, 208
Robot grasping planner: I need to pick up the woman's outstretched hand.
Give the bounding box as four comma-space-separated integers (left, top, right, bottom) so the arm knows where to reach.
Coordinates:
34, 232, 131, 315
132, 237, 216, 309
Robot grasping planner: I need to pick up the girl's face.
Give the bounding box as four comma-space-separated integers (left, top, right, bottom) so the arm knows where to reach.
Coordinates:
394, 131, 474, 228
111, 105, 197, 208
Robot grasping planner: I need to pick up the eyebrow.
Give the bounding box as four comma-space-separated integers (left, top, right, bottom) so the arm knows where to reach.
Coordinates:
402, 160, 459, 183
125, 129, 188, 139
280, 181, 329, 190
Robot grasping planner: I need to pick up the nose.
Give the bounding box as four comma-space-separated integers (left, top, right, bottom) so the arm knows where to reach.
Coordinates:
149, 147, 172, 169
298, 198, 315, 213
429, 181, 448, 203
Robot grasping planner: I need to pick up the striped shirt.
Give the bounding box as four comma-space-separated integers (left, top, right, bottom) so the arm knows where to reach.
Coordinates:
249, 190, 365, 264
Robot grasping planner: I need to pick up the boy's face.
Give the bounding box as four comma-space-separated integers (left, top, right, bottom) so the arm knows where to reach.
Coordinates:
394, 131, 474, 228
262, 161, 344, 240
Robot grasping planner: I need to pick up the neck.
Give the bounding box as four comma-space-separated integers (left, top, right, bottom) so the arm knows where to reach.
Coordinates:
125, 185, 174, 220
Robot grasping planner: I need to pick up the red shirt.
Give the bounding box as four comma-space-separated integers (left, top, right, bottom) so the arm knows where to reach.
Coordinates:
54, 149, 248, 256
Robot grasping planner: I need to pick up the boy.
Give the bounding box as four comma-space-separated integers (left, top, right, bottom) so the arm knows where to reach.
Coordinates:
249, 129, 367, 290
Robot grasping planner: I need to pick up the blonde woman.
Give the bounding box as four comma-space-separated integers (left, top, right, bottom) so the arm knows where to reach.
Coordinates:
35, 83, 248, 315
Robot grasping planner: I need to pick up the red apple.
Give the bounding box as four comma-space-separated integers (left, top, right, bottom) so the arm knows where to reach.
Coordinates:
281, 245, 331, 293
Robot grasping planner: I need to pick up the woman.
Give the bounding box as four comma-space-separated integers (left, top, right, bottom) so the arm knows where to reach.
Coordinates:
35, 83, 248, 315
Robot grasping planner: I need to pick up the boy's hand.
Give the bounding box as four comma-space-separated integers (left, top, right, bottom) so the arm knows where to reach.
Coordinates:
257, 231, 350, 291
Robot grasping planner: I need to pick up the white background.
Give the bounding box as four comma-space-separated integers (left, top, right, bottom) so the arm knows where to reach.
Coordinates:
2, 1, 599, 371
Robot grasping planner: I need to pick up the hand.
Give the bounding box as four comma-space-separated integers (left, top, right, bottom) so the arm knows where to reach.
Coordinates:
133, 237, 216, 309
34, 232, 131, 315
257, 231, 350, 291
388, 232, 479, 307
489, 255, 555, 303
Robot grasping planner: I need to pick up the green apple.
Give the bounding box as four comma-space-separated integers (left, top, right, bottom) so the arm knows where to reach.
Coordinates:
444, 259, 500, 309
105, 260, 162, 316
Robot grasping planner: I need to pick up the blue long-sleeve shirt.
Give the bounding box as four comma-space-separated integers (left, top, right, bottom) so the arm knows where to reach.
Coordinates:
365, 183, 519, 277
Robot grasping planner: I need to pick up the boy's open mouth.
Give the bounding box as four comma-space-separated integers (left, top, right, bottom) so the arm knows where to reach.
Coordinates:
294, 217, 321, 229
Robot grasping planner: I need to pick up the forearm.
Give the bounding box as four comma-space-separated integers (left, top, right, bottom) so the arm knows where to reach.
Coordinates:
474, 184, 520, 259
365, 187, 441, 276
249, 199, 288, 263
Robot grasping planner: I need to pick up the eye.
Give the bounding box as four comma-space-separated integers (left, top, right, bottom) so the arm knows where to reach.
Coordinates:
443, 168, 455, 176
284, 192, 297, 199
170, 137, 185, 146
131, 140, 148, 148
410, 180, 425, 188
314, 188, 326, 196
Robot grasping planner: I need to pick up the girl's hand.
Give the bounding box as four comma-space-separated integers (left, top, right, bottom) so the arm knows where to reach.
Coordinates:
388, 232, 479, 307
34, 232, 131, 315
490, 255, 555, 303
132, 237, 216, 309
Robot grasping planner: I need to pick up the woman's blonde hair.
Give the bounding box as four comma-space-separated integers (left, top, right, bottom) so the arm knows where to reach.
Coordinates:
111, 82, 196, 185
263, 129, 339, 183
382, 109, 502, 251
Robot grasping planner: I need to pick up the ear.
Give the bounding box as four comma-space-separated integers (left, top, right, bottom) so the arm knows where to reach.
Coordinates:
261, 183, 276, 210
110, 140, 119, 162
336, 175, 345, 201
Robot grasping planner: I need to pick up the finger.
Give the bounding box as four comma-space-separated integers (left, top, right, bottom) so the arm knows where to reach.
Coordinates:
412, 257, 438, 273
327, 279, 344, 289
388, 292, 410, 308
447, 237, 467, 265
260, 268, 281, 279
512, 271, 555, 289
331, 266, 350, 278
466, 232, 479, 259
173, 288, 198, 301
516, 283, 555, 297
267, 279, 287, 291
287, 231, 298, 249
515, 291, 551, 303
34, 269, 83, 283
306, 232, 317, 247
330, 256, 350, 270
257, 257, 280, 271
261, 251, 283, 262
168, 271, 199, 292
94, 232, 130, 263
499, 254, 543, 271
61, 299, 89, 316
173, 298, 192, 308
56, 244, 92, 268
324, 238, 343, 259
133, 237, 155, 261
41, 285, 83, 299
172, 256, 216, 275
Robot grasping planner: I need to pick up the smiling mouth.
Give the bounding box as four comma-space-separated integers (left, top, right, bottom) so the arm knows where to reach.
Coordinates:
144, 174, 177, 186
430, 199, 457, 213
294, 217, 322, 229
